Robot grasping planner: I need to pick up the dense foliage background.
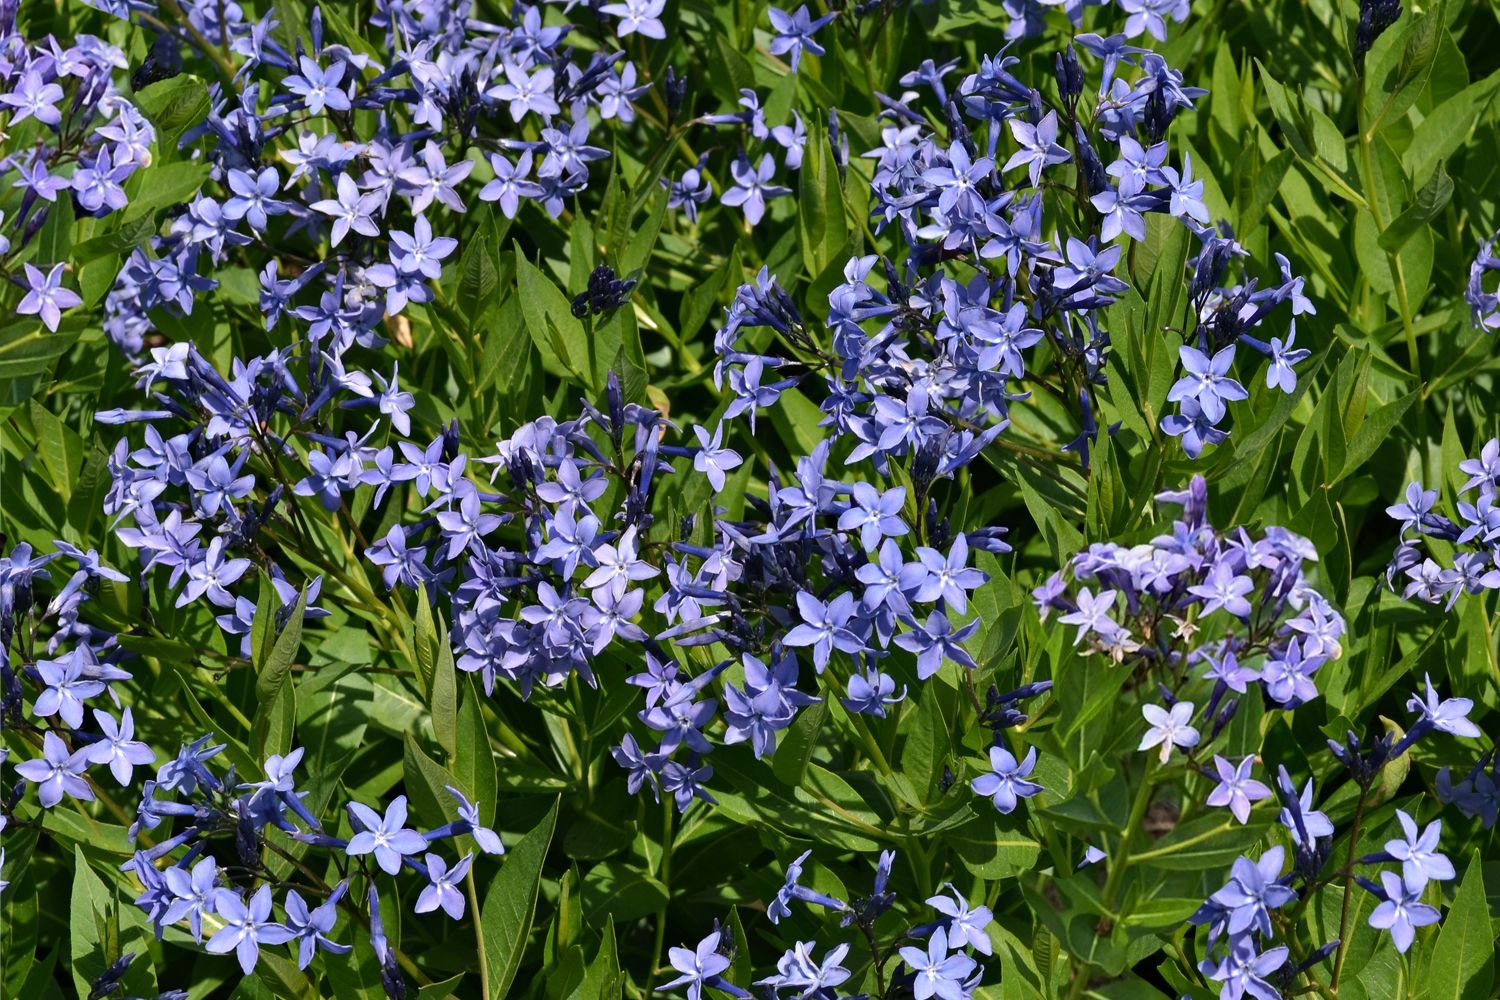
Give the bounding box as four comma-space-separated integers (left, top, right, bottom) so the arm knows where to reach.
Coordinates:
1, 0, 1499, 999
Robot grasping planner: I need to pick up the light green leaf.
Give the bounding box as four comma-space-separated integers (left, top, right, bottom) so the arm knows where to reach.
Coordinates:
1379, 165, 1453, 252
481, 798, 559, 1000
1421, 851, 1493, 1000
255, 586, 307, 704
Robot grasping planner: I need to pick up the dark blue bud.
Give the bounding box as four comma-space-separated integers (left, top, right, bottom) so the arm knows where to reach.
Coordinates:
1356, 0, 1403, 57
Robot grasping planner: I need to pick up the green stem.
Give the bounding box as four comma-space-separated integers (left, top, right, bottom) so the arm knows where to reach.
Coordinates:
647, 800, 676, 1000
1065, 758, 1156, 1000
1356, 78, 1421, 385
1101, 755, 1157, 915
1329, 786, 1372, 993
467, 869, 491, 999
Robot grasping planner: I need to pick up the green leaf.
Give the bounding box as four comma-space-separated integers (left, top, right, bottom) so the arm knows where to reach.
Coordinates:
1135, 814, 1272, 871
1421, 851, 1493, 1000
1335, 389, 1418, 485
771, 699, 827, 787
454, 677, 498, 826
123, 161, 210, 223
74, 216, 160, 265
431, 621, 459, 764
619, 187, 667, 278
69, 846, 114, 999
679, 246, 737, 341
0, 315, 84, 380
516, 249, 589, 385
253, 674, 297, 760
404, 732, 461, 828
481, 797, 559, 1000
36, 195, 74, 266
1402, 69, 1500, 185
458, 207, 501, 333
412, 586, 440, 699
564, 916, 618, 1000
1379, 162, 1453, 252
134, 75, 212, 152
27, 399, 81, 501
250, 573, 279, 672
1363, 0, 1451, 135
1257, 61, 1312, 159
255, 587, 307, 704
950, 812, 1042, 878
798, 122, 847, 278
579, 862, 669, 924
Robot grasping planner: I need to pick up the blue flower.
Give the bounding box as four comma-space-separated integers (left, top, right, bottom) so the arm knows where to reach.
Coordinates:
1367, 871, 1440, 952
1384, 810, 1454, 888
1138, 702, 1199, 764
911, 534, 988, 612
757, 941, 851, 996
86, 707, 157, 786
926, 885, 994, 955
1188, 560, 1254, 617
660, 930, 732, 1000
842, 667, 907, 718
416, 853, 474, 920
722, 153, 791, 226
346, 795, 428, 875
310, 173, 383, 247
284, 884, 352, 970
1210, 846, 1297, 936
205, 885, 293, 975
784, 591, 865, 672
602, 0, 667, 39
486, 64, 561, 122
838, 482, 908, 552
1276, 770, 1334, 845
1198, 937, 1288, 1000
0, 69, 64, 125
1265, 321, 1311, 391
898, 927, 976, 1000
14, 731, 94, 809
223, 167, 288, 232
1004, 111, 1071, 187
1057, 587, 1121, 644
284, 56, 351, 114
33, 652, 106, 728
895, 610, 979, 680
768, 6, 836, 73
1168, 345, 1248, 423
1205, 755, 1272, 825
769, 850, 812, 924
163, 858, 220, 943
17, 263, 82, 332
1406, 673, 1482, 739
692, 423, 744, 492
436, 785, 505, 855
389, 215, 458, 279
971, 746, 1042, 815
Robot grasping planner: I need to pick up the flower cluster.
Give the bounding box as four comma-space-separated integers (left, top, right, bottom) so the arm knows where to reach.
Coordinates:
1385, 438, 1500, 606
665, 850, 995, 1000
709, 20, 1315, 473
0, 12, 156, 332
127, 737, 501, 989
1464, 229, 1500, 331
999, 0, 1190, 42
84, 0, 656, 356
1036, 475, 1345, 724
1, 541, 149, 837
1185, 671, 1481, 996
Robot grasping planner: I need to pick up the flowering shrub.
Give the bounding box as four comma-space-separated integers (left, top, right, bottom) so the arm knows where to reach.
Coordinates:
1, 0, 1498, 999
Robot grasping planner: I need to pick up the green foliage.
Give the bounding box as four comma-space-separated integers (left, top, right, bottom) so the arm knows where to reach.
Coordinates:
4, 1, 1500, 1000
